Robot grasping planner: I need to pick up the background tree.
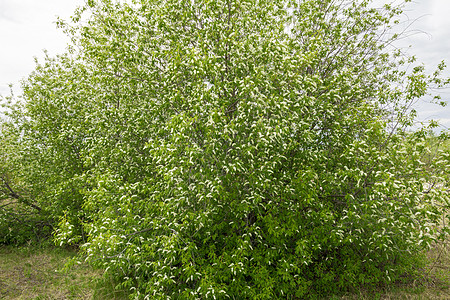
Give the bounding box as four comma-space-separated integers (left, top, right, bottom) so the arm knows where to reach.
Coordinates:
1, 0, 449, 298
0, 55, 91, 245
0, 116, 46, 244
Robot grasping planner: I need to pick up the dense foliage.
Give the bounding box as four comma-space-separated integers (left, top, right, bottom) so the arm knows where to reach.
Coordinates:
1, 0, 449, 298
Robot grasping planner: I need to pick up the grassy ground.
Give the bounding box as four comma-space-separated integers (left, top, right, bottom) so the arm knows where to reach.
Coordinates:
0, 241, 448, 299
0, 244, 128, 300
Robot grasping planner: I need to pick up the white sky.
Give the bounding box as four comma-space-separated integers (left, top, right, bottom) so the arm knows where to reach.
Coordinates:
0, 0, 84, 95
0, 0, 449, 130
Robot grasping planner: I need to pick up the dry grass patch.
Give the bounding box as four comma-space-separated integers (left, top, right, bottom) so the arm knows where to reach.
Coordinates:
0, 245, 127, 300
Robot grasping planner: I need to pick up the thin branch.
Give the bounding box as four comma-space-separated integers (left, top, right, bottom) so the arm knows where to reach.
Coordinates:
0, 176, 42, 211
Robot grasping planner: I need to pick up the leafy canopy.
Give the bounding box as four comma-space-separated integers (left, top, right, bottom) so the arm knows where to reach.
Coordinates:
1, 0, 449, 298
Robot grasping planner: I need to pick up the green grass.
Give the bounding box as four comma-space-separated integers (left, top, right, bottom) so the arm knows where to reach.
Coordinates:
0, 244, 128, 300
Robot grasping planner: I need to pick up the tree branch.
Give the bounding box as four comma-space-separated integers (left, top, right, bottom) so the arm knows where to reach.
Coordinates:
0, 176, 42, 212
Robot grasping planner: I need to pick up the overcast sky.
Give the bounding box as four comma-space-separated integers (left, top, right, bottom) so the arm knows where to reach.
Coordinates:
0, 0, 84, 94
0, 0, 449, 130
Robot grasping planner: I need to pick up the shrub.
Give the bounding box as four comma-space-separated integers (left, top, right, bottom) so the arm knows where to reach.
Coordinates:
1, 0, 449, 298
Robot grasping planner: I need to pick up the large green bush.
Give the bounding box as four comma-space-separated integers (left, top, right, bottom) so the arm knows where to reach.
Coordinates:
1, 0, 449, 298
